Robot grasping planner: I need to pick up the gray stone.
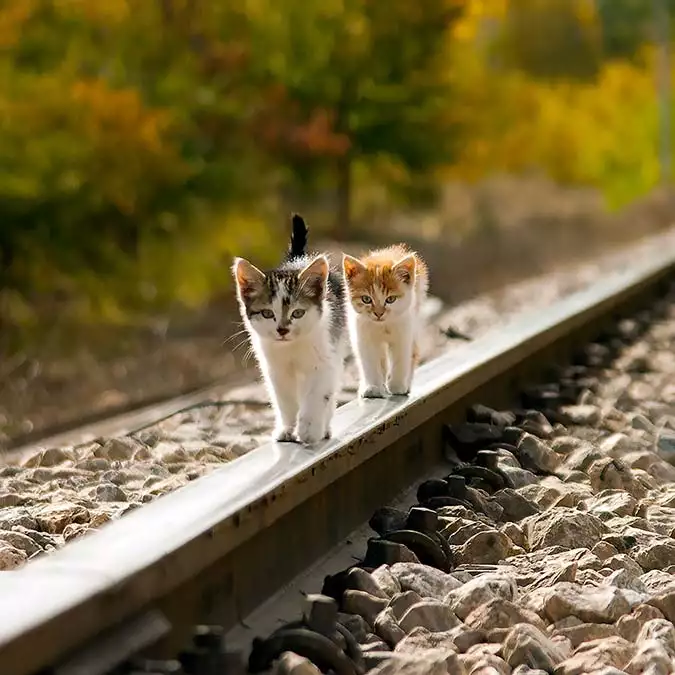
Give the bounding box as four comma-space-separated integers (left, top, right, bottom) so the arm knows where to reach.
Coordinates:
347, 567, 389, 599
552, 622, 618, 648
371, 565, 402, 598
657, 431, 675, 461
465, 597, 546, 633
342, 590, 387, 626
632, 537, 675, 571
639, 570, 675, 595
337, 613, 369, 643
374, 608, 406, 646
0, 493, 24, 507
388, 592, 424, 621
585, 491, 638, 520
373, 648, 464, 675
500, 522, 526, 549
591, 541, 619, 560
553, 636, 635, 675
33, 502, 90, 534
502, 623, 568, 671
453, 530, 520, 566
443, 519, 492, 546
0, 544, 27, 570
398, 600, 462, 634
389, 563, 462, 601
624, 641, 673, 675
460, 651, 511, 674
395, 625, 482, 655
616, 605, 666, 642
10, 525, 56, 549
491, 489, 540, 522
0, 531, 41, 556
517, 433, 561, 473
521, 508, 607, 551
524, 582, 630, 624
93, 483, 128, 502
273, 651, 322, 675
588, 458, 647, 500
604, 554, 644, 578
0, 507, 37, 531
447, 573, 518, 620
602, 567, 647, 595
95, 437, 141, 460
636, 619, 675, 656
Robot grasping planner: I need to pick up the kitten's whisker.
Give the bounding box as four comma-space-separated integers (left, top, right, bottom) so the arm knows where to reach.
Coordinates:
231, 337, 251, 354
223, 328, 248, 347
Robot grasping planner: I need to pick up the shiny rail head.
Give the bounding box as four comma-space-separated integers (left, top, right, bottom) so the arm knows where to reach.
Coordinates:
1, 232, 675, 675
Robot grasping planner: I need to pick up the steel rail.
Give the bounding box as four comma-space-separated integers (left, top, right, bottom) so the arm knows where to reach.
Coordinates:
4, 379, 239, 457
1, 243, 675, 674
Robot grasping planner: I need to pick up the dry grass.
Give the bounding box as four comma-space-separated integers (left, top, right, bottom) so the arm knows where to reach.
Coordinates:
361, 176, 675, 303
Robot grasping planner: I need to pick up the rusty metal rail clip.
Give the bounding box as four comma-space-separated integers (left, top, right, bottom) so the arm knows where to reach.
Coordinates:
248, 594, 365, 675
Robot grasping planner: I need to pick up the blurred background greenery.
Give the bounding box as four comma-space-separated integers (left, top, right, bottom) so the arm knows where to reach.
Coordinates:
2, 0, 675, 326
2, 0, 675, 442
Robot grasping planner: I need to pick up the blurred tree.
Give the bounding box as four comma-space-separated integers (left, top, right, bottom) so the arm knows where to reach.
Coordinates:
244, 0, 466, 235
596, 0, 653, 60
0, 0, 274, 313
596, 0, 675, 60
442, 0, 665, 209
497, 0, 603, 80
1, 0, 671, 331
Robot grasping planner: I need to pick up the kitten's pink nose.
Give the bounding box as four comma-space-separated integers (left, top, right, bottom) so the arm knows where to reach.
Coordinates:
373, 309, 385, 319
277, 326, 289, 336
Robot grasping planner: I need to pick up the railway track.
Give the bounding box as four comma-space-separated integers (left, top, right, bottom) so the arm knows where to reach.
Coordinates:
3, 238, 675, 674
5, 240, 665, 572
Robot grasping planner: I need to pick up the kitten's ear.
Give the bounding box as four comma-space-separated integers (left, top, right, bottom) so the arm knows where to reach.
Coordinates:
299, 255, 329, 298
342, 254, 366, 281
232, 257, 265, 296
392, 254, 416, 285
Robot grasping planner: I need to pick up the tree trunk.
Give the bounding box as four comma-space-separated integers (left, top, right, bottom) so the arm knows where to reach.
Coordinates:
333, 70, 355, 240
0, 232, 14, 288
335, 152, 352, 239
158, 0, 174, 25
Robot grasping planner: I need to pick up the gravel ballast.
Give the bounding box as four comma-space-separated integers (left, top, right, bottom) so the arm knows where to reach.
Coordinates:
1, 234, 674, 573
244, 280, 675, 674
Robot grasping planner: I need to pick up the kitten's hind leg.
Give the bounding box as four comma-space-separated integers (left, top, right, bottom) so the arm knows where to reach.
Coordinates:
355, 328, 387, 398
297, 370, 336, 445
387, 324, 415, 396
265, 365, 299, 442
322, 392, 337, 440
322, 352, 345, 439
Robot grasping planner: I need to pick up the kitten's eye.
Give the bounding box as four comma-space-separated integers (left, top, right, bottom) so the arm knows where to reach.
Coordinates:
385, 296, 397, 304
261, 309, 274, 319
361, 295, 372, 304
291, 308, 305, 319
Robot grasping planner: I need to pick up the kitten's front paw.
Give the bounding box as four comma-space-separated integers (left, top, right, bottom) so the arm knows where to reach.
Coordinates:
387, 382, 411, 396
274, 426, 297, 442
360, 385, 387, 399
296, 420, 323, 446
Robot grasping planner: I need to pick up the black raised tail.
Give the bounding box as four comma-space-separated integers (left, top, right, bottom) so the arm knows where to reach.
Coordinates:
286, 213, 309, 261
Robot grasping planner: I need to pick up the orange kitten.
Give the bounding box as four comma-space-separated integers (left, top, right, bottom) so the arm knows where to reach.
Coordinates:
342, 244, 429, 398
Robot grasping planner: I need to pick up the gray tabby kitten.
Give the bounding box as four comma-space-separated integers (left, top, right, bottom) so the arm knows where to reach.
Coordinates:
232, 215, 347, 445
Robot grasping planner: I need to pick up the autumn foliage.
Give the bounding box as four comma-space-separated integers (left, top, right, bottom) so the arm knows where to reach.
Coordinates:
0, 0, 673, 326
